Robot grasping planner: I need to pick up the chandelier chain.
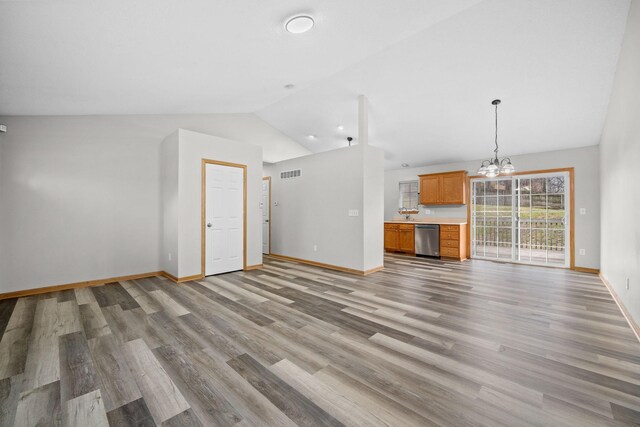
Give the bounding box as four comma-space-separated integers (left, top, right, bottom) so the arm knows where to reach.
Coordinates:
494, 101, 499, 158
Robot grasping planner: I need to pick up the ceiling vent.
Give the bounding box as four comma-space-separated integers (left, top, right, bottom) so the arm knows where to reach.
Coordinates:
280, 169, 301, 179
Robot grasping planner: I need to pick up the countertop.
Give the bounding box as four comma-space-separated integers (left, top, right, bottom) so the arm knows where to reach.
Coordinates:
385, 218, 467, 225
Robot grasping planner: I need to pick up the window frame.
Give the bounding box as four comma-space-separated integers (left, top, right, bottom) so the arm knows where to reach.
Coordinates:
398, 180, 420, 213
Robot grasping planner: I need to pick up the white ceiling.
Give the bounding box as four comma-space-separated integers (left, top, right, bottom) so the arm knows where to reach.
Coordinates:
0, 0, 481, 115
0, 0, 631, 169
258, 0, 631, 168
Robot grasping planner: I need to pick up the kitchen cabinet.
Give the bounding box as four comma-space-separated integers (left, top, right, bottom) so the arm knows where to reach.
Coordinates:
418, 171, 467, 205
398, 224, 415, 253
384, 223, 399, 251
384, 223, 415, 254
440, 224, 467, 260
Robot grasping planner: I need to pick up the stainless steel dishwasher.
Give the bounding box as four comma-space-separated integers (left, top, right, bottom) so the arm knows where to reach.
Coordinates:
415, 224, 440, 257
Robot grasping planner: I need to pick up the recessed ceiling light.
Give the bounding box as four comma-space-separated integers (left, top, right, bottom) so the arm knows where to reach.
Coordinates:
307, 134, 316, 139
337, 125, 344, 131
284, 83, 295, 90
286, 15, 314, 34
401, 163, 410, 168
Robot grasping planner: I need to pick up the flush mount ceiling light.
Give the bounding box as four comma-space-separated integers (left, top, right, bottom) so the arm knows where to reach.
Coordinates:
477, 99, 515, 178
401, 163, 410, 168
284, 83, 295, 90
285, 15, 314, 34
307, 134, 316, 140
336, 125, 344, 131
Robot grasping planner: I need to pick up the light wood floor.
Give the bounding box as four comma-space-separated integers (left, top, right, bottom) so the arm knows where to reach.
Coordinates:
1, 254, 640, 426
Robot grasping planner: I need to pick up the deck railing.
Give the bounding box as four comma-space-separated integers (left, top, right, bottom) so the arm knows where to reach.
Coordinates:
473, 219, 565, 251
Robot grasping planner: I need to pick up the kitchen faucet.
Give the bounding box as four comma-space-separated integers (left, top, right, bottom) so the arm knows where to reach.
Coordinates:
399, 207, 412, 220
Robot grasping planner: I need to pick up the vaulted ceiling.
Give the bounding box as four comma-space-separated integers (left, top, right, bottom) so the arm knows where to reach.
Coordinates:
0, 0, 631, 168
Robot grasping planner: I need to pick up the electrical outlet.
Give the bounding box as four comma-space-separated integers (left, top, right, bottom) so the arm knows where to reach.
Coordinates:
579, 249, 586, 256
579, 208, 586, 215
626, 278, 630, 290
348, 209, 359, 217
424, 209, 431, 214
313, 245, 317, 252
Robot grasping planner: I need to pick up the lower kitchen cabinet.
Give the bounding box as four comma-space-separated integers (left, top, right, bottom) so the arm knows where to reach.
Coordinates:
384, 223, 415, 254
384, 223, 399, 251
440, 224, 467, 260
398, 224, 415, 254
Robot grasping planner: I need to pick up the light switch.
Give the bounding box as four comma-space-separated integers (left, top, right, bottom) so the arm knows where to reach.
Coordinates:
348, 209, 359, 217
579, 208, 586, 215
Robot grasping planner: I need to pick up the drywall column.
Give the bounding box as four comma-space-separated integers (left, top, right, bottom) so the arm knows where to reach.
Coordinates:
358, 94, 384, 271
160, 131, 180, 278
358, 95, 369, 146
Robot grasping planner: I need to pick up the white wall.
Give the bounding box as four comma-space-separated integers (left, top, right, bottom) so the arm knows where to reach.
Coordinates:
0, 114, 307, 293
270, 144, 384, 272
385, 146, 600, 269
600, 0, 640, 324
363, 144, 385, 271
177, 129, 263, 277
160, 132, 179, 277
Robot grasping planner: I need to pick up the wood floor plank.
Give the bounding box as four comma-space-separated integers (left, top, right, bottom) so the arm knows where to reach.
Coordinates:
64, 389, 109, 427
59, 331, 100, 403
153, 345, 243, 427
227, 353, 344, 427
0, 299, 17, 338
148, 289, 190, 317
13, 381, 61, 427
57, 300, 83, 336
74, 287, 98, 305
121, 281, 162, 314
78, 302, 111, 340
0, 298, 36, 380
105, 397, 155, 426
91, 282, 140, 310
21, 298, 60, 391
0, 374, 22, 427
271, 358, 389, 426
124, 338, 190, 424
87, 333, 142, 411
161, 408, 204, 427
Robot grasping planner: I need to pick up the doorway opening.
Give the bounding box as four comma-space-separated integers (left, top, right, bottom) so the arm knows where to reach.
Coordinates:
470, 169, 574, 268
201, 159, 247, 276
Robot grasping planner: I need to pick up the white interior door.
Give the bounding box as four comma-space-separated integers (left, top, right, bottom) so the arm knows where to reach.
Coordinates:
262, 178, 270, 254
205, 163, 244, 276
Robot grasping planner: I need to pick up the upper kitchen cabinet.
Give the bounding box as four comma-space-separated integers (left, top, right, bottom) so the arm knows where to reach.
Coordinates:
418, 171, 468, 205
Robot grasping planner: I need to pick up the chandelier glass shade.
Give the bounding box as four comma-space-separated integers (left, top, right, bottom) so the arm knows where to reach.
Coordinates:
477, 99, 515, 177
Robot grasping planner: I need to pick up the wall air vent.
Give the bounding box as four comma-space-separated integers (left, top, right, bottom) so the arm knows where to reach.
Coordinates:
280, 169, 301, 179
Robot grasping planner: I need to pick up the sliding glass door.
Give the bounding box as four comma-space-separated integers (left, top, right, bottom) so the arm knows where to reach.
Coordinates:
471, 172, 570, 267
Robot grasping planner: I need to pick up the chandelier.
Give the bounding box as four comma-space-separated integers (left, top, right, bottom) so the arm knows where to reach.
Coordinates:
477, 99, 515, 178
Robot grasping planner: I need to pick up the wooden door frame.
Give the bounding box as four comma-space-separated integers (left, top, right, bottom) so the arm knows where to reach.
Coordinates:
201, 159, 248, 277
262, 176, 271, 255
466, 167, 575, 269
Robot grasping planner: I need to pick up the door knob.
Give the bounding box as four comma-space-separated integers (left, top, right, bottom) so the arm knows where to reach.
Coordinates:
265, 219, 269, 223
207, 223, 212, 228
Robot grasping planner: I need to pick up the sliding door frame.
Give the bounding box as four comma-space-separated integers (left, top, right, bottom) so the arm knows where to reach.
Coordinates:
466, 167, 575, 270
